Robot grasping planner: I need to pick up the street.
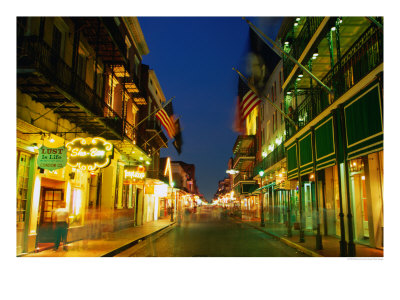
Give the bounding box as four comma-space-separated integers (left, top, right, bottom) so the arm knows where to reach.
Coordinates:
122, 206, 308, 257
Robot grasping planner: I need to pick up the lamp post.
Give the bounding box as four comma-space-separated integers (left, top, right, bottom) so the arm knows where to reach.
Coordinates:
259, 170, 265, 227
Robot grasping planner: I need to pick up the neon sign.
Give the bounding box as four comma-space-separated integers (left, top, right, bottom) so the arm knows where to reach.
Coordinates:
124, 166, 146, 180
66, 137, 114, 171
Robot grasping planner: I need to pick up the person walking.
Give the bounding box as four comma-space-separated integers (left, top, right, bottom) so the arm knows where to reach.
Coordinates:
53, 204, 69, 251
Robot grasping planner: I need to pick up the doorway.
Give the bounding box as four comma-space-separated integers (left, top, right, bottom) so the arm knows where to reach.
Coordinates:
37, 188, 65, 244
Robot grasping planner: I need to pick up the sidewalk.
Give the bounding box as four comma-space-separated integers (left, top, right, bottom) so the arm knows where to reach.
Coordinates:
21, 219, 175, 257
236, 216, 383, 257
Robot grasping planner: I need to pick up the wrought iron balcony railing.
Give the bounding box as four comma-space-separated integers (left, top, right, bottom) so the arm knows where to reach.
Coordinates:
17, 36, 124, 136
233, 171, 254, 186
285, 24, 383, 139
283, 17, 325, 79
232, 148, 256, 168
252, 143, 285, 178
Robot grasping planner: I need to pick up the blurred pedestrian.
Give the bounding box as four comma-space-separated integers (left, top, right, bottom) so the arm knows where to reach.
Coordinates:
53, 204, 69, 251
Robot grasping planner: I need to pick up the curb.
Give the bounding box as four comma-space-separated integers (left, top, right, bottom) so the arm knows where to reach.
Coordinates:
102, 222, 176, 257
232, 217, 323, 257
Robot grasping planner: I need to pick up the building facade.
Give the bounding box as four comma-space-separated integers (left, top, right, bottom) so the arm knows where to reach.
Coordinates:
278, 17, 383, 253
226, 17, 383, 255
16, 17, 170, 255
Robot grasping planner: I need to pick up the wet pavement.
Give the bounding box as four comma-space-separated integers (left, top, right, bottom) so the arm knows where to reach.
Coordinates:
22, 218, 175, 257
21, 206, 383, 257
124, 206, 308, 257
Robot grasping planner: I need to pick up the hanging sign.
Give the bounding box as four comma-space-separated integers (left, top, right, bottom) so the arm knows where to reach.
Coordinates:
124, 165, 146, 180
37, 146, 67, 171
66, 137, 114, 171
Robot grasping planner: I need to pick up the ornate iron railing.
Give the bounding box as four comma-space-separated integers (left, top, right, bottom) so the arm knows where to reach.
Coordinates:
252, 143, 285, 177
233, 148, 256, 168
283, 17, 324, 79
17, 36, 124, 136
285, 24, 383, 139
233, 171, 254, 186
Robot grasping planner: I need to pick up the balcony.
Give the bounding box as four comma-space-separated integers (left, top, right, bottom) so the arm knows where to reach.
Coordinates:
72, 17, 128, 66
285, 23, 383, 139
233, 171, 255, 186
17, 36, 123, 140
232, 135, 256, 170
283, 17, 325, 80
142, 120, 168, 149
253, 143, 285, 177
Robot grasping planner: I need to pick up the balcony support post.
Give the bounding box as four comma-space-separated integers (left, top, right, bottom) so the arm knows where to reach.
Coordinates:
311, 126, 323, 250
296, 138, 305, 243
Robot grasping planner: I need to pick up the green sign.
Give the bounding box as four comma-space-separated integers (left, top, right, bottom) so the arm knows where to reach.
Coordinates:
37, 146, 67, 171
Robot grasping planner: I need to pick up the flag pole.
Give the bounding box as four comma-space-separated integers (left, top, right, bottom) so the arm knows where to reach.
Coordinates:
151, 116, 181, 152
243, 17, 333, 95
366, 17, 383, 30
154, 137, 172, 154
141, 129, 165, 147
133, 96, 175, 131
233, 67, 299, 131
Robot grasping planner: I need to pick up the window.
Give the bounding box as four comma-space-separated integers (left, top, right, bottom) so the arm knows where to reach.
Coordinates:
125, 35, 131, 59
281, 103, 284, 124
122, 184, 129, 209
77, 50, 87, 80
279, 70, 282, 92
271, 87, 274, 102
134, 55, 140, 76
274, 82, 277, 103
95, 66, 103, 97
261, 129, 265, 145
261, 104, 264, 121
17, 152, 32, 222
114, 164, 120, 208
273, 110, 277, 133
272, 113, 275, 133
107, 75, 118, 110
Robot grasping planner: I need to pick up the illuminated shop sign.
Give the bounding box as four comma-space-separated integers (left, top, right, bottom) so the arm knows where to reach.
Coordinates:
124, 165, 146, 180
37, 146, 67, 171
66, 137, 114, 171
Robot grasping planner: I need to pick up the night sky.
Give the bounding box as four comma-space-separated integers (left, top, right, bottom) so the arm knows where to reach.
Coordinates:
138, 17, 283, 201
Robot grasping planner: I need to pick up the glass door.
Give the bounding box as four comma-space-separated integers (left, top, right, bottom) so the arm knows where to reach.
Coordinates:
304, 182, 313, 230
37, 188, 64, 244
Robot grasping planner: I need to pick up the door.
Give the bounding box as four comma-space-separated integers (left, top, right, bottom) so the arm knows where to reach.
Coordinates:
51, 26, 62, 69
37, 188, 64, 244
304, 183, 313, 230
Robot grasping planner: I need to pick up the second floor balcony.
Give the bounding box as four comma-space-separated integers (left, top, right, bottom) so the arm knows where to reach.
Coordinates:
253, 143, 285, 178
285, 22, 383, 139
17, 35, 123, 140
233, 171, 255, 186
232, 135, 256, 170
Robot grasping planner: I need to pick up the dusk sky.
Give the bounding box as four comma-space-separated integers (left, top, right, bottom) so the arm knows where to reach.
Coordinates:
138, 17, 283, 201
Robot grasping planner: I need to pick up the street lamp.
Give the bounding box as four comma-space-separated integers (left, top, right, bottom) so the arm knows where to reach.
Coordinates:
259, 170, 265, 227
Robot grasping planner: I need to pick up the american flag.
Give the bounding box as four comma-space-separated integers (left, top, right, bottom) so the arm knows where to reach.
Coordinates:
156, 102, 176, 139
240, 88, 262, 121
238, 76, 261, 121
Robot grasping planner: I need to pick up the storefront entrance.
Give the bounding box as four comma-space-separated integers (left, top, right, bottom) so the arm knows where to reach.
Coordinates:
303, 181, 315, 231
37, 187, 65, 245
349, 158, 370, 241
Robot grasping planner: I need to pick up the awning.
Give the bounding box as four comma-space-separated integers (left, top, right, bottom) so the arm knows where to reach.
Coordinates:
254, 182, 276, 192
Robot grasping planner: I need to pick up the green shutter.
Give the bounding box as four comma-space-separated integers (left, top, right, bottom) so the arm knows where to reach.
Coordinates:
286, 143, 298, 180
299, 132, 313, 175
344, 82, 383, 160
315, 116, 336, 170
